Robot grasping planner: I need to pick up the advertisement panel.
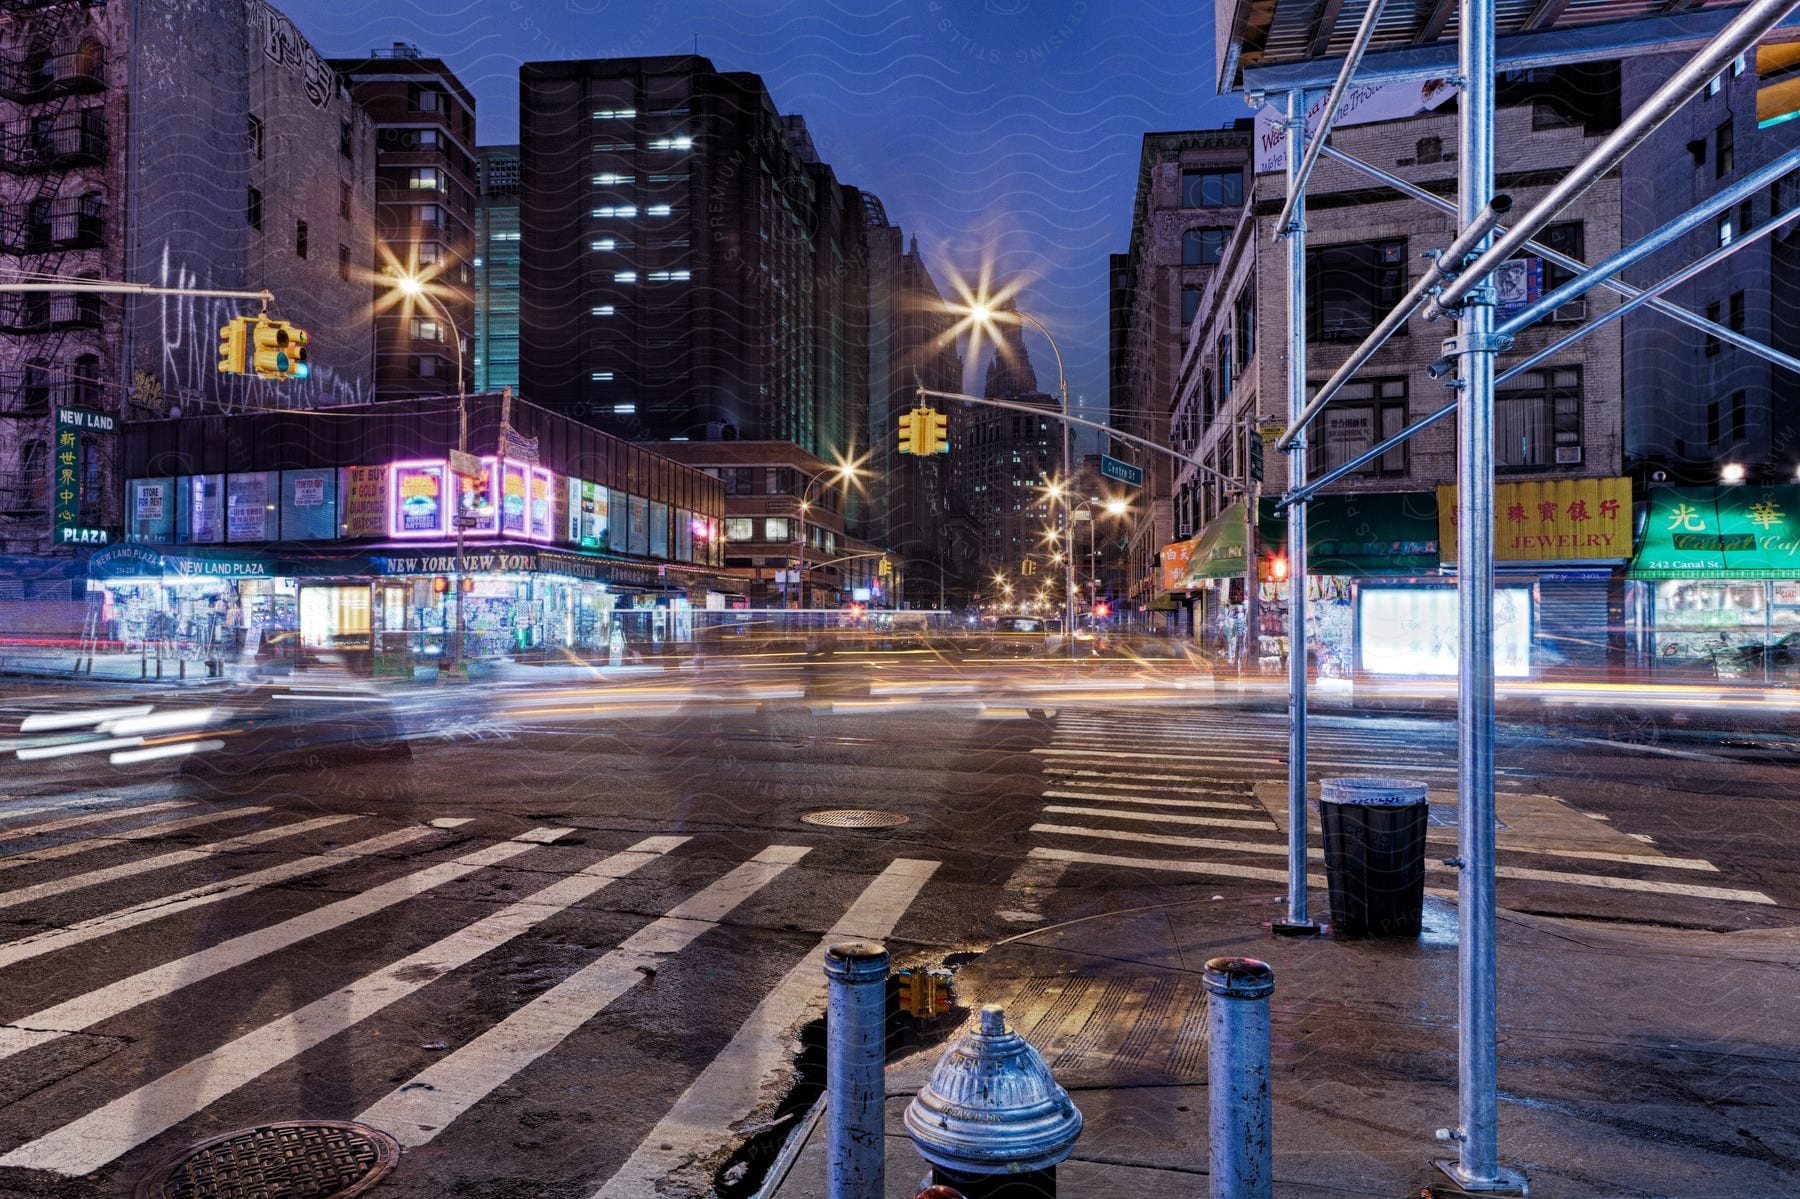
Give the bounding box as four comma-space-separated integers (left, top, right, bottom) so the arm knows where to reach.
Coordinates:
1254, 78, 1457, 174
1160, 537, 1201, 592
529, 467, 554, 541
570, 480, 610, 549
1358, 586, 1532, 678
1438, 476, 1632, 562
340, 466, 387, 538
389, 462, 447, 538
501, 461, 528, 536
227, 471, 274, 542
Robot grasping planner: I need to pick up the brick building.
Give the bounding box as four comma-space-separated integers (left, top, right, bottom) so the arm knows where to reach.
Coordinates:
331, 44, 477, 402
0, 0, 376, 557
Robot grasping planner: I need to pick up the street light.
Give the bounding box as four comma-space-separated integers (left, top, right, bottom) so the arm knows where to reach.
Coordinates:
793, 456, 864, 609
382, 264, 466, 674
954, 299, 1078, 659
1075, 497, 1132, 623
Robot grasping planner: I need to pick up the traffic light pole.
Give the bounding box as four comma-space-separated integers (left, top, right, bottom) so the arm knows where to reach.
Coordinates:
0, 281, 275, 303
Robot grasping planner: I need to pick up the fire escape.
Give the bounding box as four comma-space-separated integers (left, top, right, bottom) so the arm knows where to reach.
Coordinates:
0, 0, 109, 534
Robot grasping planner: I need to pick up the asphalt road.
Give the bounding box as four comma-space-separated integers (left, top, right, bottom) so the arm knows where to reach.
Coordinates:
0, 671, 1793, 1197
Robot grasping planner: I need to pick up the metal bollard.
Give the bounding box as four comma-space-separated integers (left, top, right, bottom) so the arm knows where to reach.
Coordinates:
824, 941, 890, 1199
1204, 957, 1275, 1199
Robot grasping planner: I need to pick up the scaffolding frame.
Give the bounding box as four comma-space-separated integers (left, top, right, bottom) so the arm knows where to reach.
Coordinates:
1248, 0, 1800, 1189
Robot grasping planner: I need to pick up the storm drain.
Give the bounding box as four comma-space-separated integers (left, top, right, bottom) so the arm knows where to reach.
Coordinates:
134, 1120, 399, 1199
800, 808, 909, 829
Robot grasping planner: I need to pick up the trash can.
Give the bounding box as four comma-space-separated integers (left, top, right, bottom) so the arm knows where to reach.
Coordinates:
1319, 777, 1429, 938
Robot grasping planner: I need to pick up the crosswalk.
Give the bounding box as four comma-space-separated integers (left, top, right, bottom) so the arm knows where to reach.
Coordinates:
1019, 708, 1778, 916
0, 789, 938, 1191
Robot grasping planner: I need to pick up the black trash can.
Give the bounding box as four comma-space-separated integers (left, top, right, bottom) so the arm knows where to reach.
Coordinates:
1319, 777, 1429, 938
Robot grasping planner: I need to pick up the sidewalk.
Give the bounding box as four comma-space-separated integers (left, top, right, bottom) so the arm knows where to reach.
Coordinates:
768, 894, 1800, 1197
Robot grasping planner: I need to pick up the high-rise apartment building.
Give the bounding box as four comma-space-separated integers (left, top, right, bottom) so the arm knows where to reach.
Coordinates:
332, 44, 477, 401
474, 144, 521, 394
516, 55, 869, 459
0, 0, 376, 556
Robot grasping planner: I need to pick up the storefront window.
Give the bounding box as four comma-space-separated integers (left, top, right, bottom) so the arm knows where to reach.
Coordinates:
1650, 579, 1784, 678
725, 518, 753, 542
226, 471, 278, 542
281, 470, 337, 540
189, 475, 224, 543
129, 478, 175, 542
649, 501, 670, 558
300, 585, 371, 650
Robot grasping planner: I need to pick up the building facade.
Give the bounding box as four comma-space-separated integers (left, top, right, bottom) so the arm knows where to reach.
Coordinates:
1165, 65, 1628, 677
332, 43, 477, 401
474, 143, 521, 395
0, 0, 377, 558
516, 55, 870, 460
1109, 127, 1254, 615
865, 214, 963, 605
1618, 52, 1800, 678
108, 395, 731, 673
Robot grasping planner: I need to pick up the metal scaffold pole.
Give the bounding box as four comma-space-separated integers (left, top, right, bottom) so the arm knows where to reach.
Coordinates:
1275, 87, 1318, 936
1442, 0, 1524, 1191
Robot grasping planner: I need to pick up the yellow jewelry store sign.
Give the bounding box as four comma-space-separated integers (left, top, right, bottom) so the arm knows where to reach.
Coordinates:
1437, 476, 1633, 562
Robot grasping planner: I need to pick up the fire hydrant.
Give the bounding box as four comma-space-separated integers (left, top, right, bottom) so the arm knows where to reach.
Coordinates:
904, 1004, 1082, 1198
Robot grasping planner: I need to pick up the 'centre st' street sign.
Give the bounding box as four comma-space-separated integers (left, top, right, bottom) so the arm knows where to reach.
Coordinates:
1100, 454, 1143, 488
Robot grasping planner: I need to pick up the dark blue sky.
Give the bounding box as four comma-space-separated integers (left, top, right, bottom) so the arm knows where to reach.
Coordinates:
292, 0, 1243, 428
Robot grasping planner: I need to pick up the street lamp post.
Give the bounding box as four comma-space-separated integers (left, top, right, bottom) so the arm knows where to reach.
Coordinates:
390, 270, 466, 675
794, 460, 862, 611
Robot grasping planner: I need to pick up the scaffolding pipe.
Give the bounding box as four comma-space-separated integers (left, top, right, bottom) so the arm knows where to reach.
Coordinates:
1269, 0, 1394, 239
1318, 142, 1800, 372
1276, 88, 1318, 935
1493, 147, 1800, 337
1429, 0, 1800, 316
1275, 197, 1511, 451
1498, 203, 1800, 385
1444, 0, 1523, 1189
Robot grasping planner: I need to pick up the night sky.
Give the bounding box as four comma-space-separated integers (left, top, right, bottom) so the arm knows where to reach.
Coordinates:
287, 0, 1244, 432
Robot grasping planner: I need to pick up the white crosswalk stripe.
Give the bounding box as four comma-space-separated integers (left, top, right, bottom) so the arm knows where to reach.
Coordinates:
359, 844, 805, 1146
0, 834, 688, 1176
0, 823, 439, 970
0, 826, 570, 1063
592, 856, 940, 1198
0, 800, 192, 843
1024, 707, 1767, 914
0, 805, 274, 873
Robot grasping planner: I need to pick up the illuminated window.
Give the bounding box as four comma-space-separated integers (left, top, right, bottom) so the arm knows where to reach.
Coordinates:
613, 403, 636, 414
614, 271, 637, 283
647, 269, 691, 282
649, 135, 693, 150
591, 371, 614, 381
593, 205, 638, 218
591, 238, 617, 251
592, 305, 615, 316
592, 173, 634, 185
592, 108, 638, 119
647, 203, 672, 216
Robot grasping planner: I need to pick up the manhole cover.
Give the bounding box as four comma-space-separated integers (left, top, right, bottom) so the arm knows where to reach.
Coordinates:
134, 1120, 399, 1199
801, 808, 910, 829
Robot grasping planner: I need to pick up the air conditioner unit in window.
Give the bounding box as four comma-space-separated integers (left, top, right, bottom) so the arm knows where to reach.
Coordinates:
1552, 299, 1587, 322
1555, 446, 1583, 464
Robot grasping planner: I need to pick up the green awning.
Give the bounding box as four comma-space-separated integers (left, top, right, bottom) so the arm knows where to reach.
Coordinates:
1631, 484, 1800, 579
1176, 502, 1249, 585
1257, 492, 1440, 576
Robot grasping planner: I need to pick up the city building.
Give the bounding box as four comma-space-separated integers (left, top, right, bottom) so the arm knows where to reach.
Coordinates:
1162, 66, 1628, 678
331, 43, 477, 401
949, 302, 1063, 594
656, 440, 885, 609
474, 144, 521, 394
106, 394, 731, 675
0, 0, 377, 558
865, 212, 963, 606
515, 55, 870, 459
1618, 51, 1800, 677
1109, 126, 1254, 617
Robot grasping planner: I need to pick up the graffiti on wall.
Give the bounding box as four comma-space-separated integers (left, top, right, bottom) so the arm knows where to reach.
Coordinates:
252, 1, 336, 111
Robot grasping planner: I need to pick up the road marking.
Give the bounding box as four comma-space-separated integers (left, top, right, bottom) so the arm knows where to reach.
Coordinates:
1036, 826, 1767, 902
0, 825, 438, 971
0, 835, 691, 1177
998, 855, 1069, 924
1042, 804, 1277, 831
513, 826, 577, 843
590, 857, 941, 1199
0, 800, 191, 846
0, 813, 361, 914
1028, 845, 1312, 887
1032, 748, 1467, 773
359, 844, 807, 1146
1044, 768, 1250, 789
1043, 776, 1253, 800
1041, 789, 1256, 812
0, 827, 569, 1064
0, 795, 135, 823
0, 806, 273, 874
429, 817, 474, 828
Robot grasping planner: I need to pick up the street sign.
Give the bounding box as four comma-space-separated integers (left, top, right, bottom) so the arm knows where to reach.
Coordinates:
1100, 454, 1143, 488
449, 449, 484, 480
55, 406, 115, 433
453, 515, 479, 530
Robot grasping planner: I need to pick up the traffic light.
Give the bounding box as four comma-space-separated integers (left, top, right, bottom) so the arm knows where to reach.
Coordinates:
250, 317, 310, 380
1270, 554, 1289, 582
927, 408, 948, 454
1021, 558, 1037, 576
897, 410, 916, 455
1093, 601, 1111, 619
892, 968, 954, 1021
216, 317, 249, 376
877, 557, 892, 578
1757, 42, 1800, 128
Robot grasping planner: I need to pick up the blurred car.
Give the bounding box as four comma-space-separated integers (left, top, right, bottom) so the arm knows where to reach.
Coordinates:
177, 681, 411, 784
984, 616, 1053, 658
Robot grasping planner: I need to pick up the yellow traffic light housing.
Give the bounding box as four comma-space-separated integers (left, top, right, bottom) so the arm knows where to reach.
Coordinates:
897, 409, 916, 455
928, 409, 948, 454
250, 317, 310, 380
216, 317, 249, 376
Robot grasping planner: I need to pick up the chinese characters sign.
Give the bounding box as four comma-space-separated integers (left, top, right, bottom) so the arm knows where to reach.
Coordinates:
1632, 485, 1800, 578
1438, 477, 1632, 562
51, 407, 113, 546
1161, 537, 1201, 592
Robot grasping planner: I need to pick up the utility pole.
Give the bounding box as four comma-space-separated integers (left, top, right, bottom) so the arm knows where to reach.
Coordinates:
1243, 419, 1260, 675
